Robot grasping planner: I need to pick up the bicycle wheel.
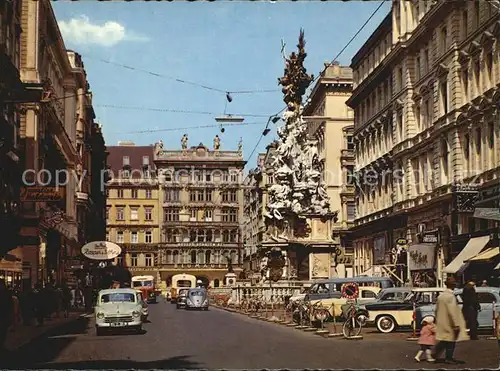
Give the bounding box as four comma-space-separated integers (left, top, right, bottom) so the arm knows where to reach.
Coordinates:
342, 317, 362, 337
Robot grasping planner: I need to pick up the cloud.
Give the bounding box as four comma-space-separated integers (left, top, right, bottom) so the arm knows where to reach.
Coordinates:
58, 16, 149, 47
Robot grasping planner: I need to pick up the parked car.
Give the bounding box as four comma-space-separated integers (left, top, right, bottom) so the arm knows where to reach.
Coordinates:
416, 286, 500, 329
342, 287, 413, 324
176, 289, 189, 309
185, 288, 209, 310
95, 288, 143, 336
365, 287, 445, 333
309, 286, 381, 321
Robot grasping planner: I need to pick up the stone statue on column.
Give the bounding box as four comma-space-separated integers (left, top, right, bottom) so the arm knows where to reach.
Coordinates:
214, 135, 221, 150
181, 134, 188, 150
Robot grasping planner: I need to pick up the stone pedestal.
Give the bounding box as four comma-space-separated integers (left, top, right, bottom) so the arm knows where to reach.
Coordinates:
225, 273, 237, 287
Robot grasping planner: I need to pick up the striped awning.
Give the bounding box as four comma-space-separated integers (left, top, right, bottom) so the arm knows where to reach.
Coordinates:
443, 236, 490, 274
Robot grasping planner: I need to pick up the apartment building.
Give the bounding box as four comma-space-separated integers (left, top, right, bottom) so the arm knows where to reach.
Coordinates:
347, 0, 499, 286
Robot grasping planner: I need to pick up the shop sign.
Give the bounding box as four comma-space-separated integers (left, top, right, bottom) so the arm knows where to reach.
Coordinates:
396, 238, 408, 246
408, 244, 436, 271
473, 208, 500, 221
419, 229, 439, 244
20, 187, 64, 201
81, 241, 122, 260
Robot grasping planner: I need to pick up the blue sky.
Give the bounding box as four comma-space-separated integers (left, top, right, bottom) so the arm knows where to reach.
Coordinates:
53, 1, 390, 167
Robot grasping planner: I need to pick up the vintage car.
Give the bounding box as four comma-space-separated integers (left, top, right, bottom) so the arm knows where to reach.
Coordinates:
341, 287, 413, 324
416, 287, 500, 329
135, 290, 149, 322
176, 288, 189, 309
365, 287, 445, 333
308, 286, 381, 321
95, 288, 143, 336
185, 288, 209, 310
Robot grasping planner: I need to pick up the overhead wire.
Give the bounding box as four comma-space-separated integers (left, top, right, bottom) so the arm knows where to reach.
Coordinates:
243, 0, 386, 166
83, 55, 281, 96
116, 121, 266, 135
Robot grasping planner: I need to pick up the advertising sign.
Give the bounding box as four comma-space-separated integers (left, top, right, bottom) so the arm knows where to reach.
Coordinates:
20, 187, 64, 201
81, 241, 122, 260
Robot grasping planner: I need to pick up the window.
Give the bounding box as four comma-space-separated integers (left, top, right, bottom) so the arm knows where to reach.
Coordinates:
462, 69, 469, 101
106, 207, 110, 220
145, 253, 153, 266
130, 208, 139, 220
131, 253, 137, 266
440, 80, 448, 115
117, 189, 123, 198
205, 190, 212, 202
165, 189, 179, 202
190, 209, 197, 220
145, 231, 152, 243
190, 191, 197, 202
123, 156, 130, 166
462, 10, 468, 39
230, 173, 238, 183
142, 156, 149, 165
131, 231, 138, 243
122, 170, 130, 178
415, 105, 421, 130
191, 250, 197, 264
197, 190, 204, 202
346, 165, 355, 185
488, 122, 494, 149
197, 230, 205, 242
362, 290, 377, 299
145, 189, 152, 199
415, 56, 420, 81
230, 190, 237, 202
117, 231, 124, 243
477, 293, 496, 303
221, 191, 229, 202
396, 110, 404, 141
347, 135, 354, 150
204, 210, 213, 221
223, 209, 238, 222
132, 189, 138, 198
347, 202, 356, 221
116, 207, 124, 220
206, 173, 212, 182
441, 26, 447, 53
145, 207, 152, 221
164, 208, 180, 222
476, 128, 482, 155
143, 169, 151, 179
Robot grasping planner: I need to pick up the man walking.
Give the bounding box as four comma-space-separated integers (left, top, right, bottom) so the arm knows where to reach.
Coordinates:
462, 281, 480, 340
432, 277, 468, 364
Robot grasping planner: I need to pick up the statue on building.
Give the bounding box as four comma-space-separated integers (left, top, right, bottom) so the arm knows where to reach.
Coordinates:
226, 255, 233, 273
214, 135, 221, 150
267, 29, 333, 222
154, 139, 164, 155
237, 137, 243, 155
181, 134, 188, 150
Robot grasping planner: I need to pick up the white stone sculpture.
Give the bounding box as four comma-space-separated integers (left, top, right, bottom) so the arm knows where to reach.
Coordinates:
181, 134, 188, 150
214, 135, 221, 150
266, 31, 331, 220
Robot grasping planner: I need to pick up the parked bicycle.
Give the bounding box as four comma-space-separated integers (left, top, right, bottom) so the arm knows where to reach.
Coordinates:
342, 299, 363, 337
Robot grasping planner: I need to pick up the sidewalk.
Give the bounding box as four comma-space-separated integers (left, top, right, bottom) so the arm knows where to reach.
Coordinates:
5, 311, 90, 351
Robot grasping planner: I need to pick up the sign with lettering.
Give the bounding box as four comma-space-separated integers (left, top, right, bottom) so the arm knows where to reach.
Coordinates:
408, 243, 436, 271
20, 187, 64, 201
81, 241, 122, 260
396, 238, 408, 246
420, 230, 439, 244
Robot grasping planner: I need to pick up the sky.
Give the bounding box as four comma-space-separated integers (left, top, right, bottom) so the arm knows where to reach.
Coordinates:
52, 1, 391, 168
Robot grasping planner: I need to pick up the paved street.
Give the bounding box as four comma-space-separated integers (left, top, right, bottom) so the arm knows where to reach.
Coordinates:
2, 301, 498, 369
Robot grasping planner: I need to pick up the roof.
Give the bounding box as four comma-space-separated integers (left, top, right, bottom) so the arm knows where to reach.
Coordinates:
98, 288, 137, 295
410, 287, 445, 292
107, 144, 155, 179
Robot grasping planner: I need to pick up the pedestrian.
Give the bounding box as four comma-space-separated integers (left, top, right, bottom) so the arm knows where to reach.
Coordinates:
432, 277, 468, 364
33, 283, 45, 326
481, 280, 488, 287
0, 279, 14, 355
461, 281, 480, 340
415, 316, 436, 363
62, 282, 71, 318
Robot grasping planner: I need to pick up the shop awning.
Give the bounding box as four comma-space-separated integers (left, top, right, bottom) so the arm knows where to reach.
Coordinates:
495, 262, 500, 270
443, 236, 490, 274
465, 247, 499, 262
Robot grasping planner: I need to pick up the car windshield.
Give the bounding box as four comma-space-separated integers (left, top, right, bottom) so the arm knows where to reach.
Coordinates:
133, 280, 153, 287
177, 280, 192, 288
190, 290, 205, 296
179, 289, 189, 296
101, 293, 136, 303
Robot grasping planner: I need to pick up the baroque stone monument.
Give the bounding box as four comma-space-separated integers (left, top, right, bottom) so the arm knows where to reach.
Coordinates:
263, 30, 338, 280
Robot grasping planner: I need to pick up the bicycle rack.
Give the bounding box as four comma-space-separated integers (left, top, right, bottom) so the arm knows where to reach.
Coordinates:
328, 303, 343, 338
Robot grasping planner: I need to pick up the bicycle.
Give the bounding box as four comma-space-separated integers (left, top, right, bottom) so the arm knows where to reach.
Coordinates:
342, 299, 363, 338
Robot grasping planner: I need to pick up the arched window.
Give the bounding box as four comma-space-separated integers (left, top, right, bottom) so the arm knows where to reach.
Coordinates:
166, 250, 173, 264
173, 250, 179, 264
197, 250, 205, 264
197, 229, 205, 242
190, 230, 196, 242
190, 250, 197, 264
214, 279, 220, 288
230, 250, 237, 264
206, 230, 213, 242
230, 230, 237, 242
205, 250, 211, 264
214, 250, 221, 264
223, 250, 229, 263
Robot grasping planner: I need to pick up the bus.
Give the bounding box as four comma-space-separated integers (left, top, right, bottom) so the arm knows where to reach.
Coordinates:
170, 273, 197, 303
131, 275, 159, 303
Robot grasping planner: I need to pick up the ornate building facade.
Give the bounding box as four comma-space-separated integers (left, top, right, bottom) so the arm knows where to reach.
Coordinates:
154, 136, 245, 288
302, 61, 355, 278
106, 142, 161, 280
347, 0, 500, 286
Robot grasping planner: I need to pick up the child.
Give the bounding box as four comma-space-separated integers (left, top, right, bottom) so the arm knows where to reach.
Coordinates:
415, 316, 436, 362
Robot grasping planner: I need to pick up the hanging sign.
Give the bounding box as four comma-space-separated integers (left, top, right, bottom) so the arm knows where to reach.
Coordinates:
81, 241, 122, 261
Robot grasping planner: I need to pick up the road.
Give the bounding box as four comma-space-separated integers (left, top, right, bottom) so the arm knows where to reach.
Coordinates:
3, 301, 499, 369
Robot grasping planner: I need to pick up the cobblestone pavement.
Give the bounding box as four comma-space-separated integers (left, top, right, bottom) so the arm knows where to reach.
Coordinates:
2, 303, 498, 369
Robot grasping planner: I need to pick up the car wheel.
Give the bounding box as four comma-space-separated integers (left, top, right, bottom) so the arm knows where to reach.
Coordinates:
376, 315, 396, 333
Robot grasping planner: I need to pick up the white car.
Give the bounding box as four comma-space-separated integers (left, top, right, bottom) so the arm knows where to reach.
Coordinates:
95, 288, 143, 336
